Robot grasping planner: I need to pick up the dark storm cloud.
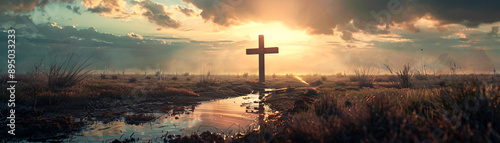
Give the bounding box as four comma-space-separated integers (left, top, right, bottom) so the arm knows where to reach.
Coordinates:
0, 0, 76, 27
0, 0, 76, 14
87, 6, 111, 13
419, 0, 500, 28
0, 0, 42, 14
176, 6, 197, 17
132, 0, 181, 28
182, 0, 500, 34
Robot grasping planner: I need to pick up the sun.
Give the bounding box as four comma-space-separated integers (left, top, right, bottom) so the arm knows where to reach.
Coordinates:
232, 22, 313, 43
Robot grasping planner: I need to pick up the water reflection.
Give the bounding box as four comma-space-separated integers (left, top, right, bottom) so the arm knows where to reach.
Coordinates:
71, 92, 272, 142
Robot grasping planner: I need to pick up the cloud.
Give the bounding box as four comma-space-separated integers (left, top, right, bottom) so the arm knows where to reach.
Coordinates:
488, 26, 499, 37
0, 0, 75, 14
0, 0, 183, 29
182, 0, 500, 35
132, 0, 181, 28
0, 0, 43, 14
82, 0, 131, 18
341, 31, 354, 42
127, 32, 144, 39
176, 5, 197, 17
420, 0, 500, 28
0, 21, 191, 72
66, 5, 82, 15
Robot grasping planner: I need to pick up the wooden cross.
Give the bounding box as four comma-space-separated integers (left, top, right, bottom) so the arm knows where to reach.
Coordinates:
246, 35, 279, 82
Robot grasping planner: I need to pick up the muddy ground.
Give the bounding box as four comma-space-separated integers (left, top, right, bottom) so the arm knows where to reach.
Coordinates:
3, 73, 490, 141
0, 73, 312, 140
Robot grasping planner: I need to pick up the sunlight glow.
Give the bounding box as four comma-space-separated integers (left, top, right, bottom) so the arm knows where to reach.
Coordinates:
235, 22, 313, 43
294, 75, 309, 85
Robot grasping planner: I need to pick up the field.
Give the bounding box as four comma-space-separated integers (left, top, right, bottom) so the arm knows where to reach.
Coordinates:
1, 70, 500, 142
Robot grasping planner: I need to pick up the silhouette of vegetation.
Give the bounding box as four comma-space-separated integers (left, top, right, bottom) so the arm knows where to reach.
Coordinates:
45, 54, 92, 90
129, 77, 137, 83
350, 66, 375, 88
385, 63, 413, 88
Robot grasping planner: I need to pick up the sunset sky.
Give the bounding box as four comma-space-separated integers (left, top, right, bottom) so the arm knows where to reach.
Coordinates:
1, 0, 499, 74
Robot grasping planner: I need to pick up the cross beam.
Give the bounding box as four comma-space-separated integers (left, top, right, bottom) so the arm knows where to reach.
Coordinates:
246, 35, 279, 82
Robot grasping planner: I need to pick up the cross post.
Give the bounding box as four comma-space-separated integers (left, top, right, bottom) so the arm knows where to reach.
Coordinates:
246, 35, 279, 82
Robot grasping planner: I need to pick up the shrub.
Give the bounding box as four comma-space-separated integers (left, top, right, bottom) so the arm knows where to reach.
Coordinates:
335, 72, 344, 78
145, 76, 151, 79
172, 76, 178, 80
385, 63, 413, 88
352, 66, 375, 88
45, 54, 92, 89
243, 72, 249, 78
195, 79, 220, 88
100, 74, 106, 79
129, 77, 137, 83
111, 75, 118, 79
321, 76, 327, 81
310, 80, 323, 86
183, 72, 190, 76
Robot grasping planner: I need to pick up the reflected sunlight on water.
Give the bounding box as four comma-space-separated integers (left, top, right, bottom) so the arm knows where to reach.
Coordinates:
294, 75, 309, 85
72, 93, 271, 142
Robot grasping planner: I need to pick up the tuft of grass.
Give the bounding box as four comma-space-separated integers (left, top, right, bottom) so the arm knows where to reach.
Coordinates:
385, 63, 413, 88
45, 54, 92, 90
195, 79, 220, 88
148, 86, 199, 98
352, 66, 375, 88
335, 72, 344, 78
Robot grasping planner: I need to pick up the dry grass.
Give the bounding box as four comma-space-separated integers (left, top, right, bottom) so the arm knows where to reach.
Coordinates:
128, 77, 137, 83
45, 54, 92, 90
385, 63, 413, 88
240, 74, 500, 142
350, 66, 375, 88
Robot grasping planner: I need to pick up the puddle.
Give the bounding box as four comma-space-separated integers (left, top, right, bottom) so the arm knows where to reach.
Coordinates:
68, 92, 272, 142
